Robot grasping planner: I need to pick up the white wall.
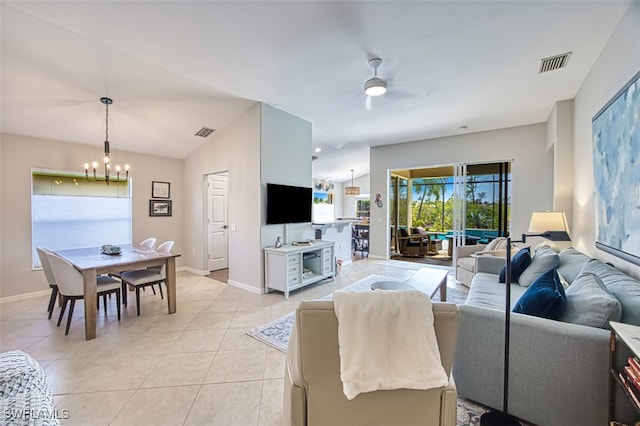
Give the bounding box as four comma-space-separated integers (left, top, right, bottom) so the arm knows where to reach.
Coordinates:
341, 174, 370, 218
369, 123, 553, 258
0, 133, 184, 298
260, 104, 314, 252
547, 99, 575, 219
572, 0, 640, 278
183, 103, 262, 291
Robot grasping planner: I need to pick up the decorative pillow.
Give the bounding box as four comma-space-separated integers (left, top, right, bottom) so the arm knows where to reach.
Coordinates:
513, 268, 567, 320
557, 270, 570, 290
559, 272, 621, 328
557, 247, 592, 284
499, 247, 531, 283
412, 227, 426, 235
518, 246, 560, 287
580, 259, 640, 326
485, 237, 508, 251
400, 228, 409, 238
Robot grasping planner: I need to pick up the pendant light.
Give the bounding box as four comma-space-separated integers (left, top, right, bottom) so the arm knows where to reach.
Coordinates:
345, 169, 360, 196
83, 97, 130, 184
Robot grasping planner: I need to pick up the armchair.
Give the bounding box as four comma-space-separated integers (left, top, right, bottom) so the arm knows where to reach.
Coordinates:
455, 237, 510, 286
397, 228, 434, 257
284, 299, 460, 426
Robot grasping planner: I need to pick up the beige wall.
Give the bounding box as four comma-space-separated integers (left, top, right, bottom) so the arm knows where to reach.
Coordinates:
0, 133, 184, 298
369, 123, 553, 258
572, 0, 640, 278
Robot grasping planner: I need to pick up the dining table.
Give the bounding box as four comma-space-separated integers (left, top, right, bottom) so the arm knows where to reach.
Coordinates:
54, 244, 180, 340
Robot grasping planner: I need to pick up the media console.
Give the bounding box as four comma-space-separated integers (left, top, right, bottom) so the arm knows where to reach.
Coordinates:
264, 240, 335, 299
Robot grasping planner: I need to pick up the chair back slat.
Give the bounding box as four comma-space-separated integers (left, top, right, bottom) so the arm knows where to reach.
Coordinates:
140, 238, 157, 249
46, 253, 85, 297
157, 241, 174, 253
36, 247, 56, 286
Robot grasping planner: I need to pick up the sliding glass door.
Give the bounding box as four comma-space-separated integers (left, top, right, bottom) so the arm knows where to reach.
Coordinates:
388, 161, 511, 260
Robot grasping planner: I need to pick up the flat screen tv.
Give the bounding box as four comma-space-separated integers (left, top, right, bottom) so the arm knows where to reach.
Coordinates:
266, 183, 312, 225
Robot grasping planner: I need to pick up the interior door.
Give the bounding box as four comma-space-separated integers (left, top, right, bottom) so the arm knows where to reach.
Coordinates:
207, 173, 228, 271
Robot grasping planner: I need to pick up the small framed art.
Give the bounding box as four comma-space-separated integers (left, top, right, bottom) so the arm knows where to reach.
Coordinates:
151, 181, 170, 199
149, 200, 172, 217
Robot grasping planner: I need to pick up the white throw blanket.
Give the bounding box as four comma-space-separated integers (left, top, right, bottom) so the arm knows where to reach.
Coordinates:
333, 289, 449, 400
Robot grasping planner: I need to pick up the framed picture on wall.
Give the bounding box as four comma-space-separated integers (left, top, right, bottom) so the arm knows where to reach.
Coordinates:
592, 69, 640, 265
149, 200, 172, 216
151, 181, 170, 199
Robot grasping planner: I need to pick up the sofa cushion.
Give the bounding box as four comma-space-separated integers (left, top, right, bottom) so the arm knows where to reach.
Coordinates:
559, 272, 621, 329
580, 259, 640, 325
557, 247, 592, 284
512, 268, 566, 319
465, 272, 527, 310
518, 246, 560, 287
499, 246, 531, 283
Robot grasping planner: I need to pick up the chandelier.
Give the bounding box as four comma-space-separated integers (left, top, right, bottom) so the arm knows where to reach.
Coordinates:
344, 169, 360, 196
84, 97, 129, 184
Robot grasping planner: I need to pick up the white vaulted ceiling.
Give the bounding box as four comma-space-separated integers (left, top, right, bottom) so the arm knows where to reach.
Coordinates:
0, 1, 631, 182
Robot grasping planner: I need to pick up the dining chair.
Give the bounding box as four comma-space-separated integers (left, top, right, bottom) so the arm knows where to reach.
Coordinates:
140, 237, 157, 249
120, 240, 174, 316
146, 240, 175, 298
36, 247, 58, 320
46, 252, 121, 335
110, 237, 157, 281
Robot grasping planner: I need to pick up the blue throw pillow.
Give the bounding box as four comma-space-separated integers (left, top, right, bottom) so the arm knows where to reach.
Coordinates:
513, 268, 567, 319
499, 247, 531, 283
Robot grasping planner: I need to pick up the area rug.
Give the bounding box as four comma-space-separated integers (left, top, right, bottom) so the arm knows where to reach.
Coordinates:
247, 273, 468, 353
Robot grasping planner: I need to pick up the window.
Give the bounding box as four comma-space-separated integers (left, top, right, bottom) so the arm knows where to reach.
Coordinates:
357, 199, 370, 218
31, 170, 132, 268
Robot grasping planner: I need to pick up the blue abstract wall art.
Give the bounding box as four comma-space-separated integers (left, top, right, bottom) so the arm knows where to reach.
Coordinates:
592, 70, 640, 265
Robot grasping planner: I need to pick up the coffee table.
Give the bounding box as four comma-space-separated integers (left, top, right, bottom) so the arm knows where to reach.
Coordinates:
370, 267, 449, 301
405, 267, 449, 301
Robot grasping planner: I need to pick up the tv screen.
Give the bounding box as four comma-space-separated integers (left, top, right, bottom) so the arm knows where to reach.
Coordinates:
266, 183, 312, 225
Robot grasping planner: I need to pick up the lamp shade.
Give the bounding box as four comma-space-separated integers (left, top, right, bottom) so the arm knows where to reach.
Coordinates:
344, 169, 360, 196
345, 186, 361, 196
528, 211, 571, 241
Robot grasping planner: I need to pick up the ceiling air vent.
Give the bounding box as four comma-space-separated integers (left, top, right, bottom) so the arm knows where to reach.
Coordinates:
195, 127, 216, 138
539, 52, 572, 73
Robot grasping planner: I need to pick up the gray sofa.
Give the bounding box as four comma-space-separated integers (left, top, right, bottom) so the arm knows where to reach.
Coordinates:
453, 247, 640, 426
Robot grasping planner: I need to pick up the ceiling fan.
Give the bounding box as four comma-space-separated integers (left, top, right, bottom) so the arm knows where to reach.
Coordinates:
363, 57, 387, 110
339, 56, 427, 111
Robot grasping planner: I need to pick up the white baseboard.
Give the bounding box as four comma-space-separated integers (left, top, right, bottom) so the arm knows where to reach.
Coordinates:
179, 266, 209, 276
226, 279, 261, 295
1, 289, 50, 304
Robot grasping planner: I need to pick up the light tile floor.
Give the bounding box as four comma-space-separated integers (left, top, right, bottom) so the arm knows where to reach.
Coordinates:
0, 258, 464, 425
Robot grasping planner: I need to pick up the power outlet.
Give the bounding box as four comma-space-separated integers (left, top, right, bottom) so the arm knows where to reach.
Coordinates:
192, 248, 196, 254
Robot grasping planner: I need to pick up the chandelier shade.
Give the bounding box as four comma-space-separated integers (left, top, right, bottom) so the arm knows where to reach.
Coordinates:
344, 169, 360, 196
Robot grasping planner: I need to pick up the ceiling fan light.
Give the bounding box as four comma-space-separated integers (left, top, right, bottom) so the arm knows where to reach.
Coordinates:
364, 77, 387, 96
